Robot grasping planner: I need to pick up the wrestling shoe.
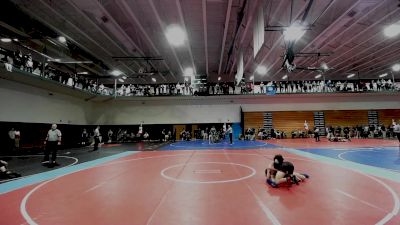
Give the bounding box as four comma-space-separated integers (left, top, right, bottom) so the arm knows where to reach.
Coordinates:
266, 179, 278, 188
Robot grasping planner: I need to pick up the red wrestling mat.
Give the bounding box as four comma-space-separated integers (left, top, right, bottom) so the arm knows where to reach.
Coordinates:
1, 150, 399, 225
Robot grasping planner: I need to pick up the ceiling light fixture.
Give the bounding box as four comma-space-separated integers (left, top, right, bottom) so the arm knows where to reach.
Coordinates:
110, 70, 123, 76
152, 77, 156, 82
392, 63, 400, 72
321, 62, 329, 70
77, 71, 88, 75
249, 76, 254, 81
122, 76, 127, 80
384, 23, 400, 38
315, 74, 322, 79
58, 36, 67, 43
282, 74, 288, 80
379, 73, 388, 78
0, 38, 12, 43
165, 25, 187, 47
283, 21, 306, 41
118, 78, 125, 83
184, 67, 194, 76
218, 76, 221, 81
347, 73, 355, 78
256, 65, 267, 75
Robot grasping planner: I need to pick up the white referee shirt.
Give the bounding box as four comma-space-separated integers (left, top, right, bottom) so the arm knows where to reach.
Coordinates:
47, 129, 62, 142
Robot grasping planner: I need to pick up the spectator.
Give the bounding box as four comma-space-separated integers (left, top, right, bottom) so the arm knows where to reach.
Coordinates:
81, 129, 89, 146
91, 126, 101, 151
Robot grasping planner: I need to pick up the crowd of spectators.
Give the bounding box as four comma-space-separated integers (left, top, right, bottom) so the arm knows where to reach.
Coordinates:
246, 122, 399, 141
2, 47, 399, 97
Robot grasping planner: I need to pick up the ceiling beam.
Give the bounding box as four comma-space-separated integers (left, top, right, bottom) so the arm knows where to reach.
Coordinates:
175, 0, 197, 75
330, 39, 400, 76
16, 0, 125, 75
352, 49, 400, 75
117, 0, 176, 81
63, 0, 141, 74
297, 6, 400, 79
245, 1, 310, 80
268, 0, 365, 80
217, 0, 233, 75
202, 0, 209, 76
148, 0, 185, 77
227, 0, 261, 78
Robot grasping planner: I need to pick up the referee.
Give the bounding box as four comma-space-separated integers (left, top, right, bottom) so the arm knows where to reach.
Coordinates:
43, 124, 62, 166
394, 120, 400, 146
227, 125, 233, 144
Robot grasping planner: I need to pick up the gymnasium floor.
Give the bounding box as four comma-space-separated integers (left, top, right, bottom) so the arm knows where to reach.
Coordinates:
1, 138, 399, 225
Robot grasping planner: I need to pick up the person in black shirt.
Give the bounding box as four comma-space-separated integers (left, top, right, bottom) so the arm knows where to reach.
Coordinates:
265, 155, 309, 188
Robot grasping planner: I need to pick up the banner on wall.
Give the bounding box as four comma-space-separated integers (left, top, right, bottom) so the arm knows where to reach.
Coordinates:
235, 51, 244, 86
266, 86, 276, 95
253, 6, 264, 57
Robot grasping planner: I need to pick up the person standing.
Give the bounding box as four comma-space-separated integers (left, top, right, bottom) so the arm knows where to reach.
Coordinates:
43, 124, 62, 166
314, 127, 320, 142
394, 120, 400, 146
14, 129, 21, 152
8, 128, 16, 153
92, 126, 101, 151
227, 125, 233, 144
107, 129, 113, 143
81, 129, 89, 146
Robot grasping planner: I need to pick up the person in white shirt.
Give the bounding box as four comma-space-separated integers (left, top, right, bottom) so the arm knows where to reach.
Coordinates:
260, 82, 265, 94
227, 125, 233, 144
304, 120, 309, 137
8, 128, 16, 153
91, 126, 101, 151
393, 120, 400, 145
43, 124, 62, 166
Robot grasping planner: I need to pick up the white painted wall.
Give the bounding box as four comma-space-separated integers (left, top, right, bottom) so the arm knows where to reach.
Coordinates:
0, 79, 90, 124
90, 103, 240, 125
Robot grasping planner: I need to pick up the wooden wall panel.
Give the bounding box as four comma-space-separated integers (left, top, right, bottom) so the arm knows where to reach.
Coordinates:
272, 111, 314, 133
378, 109, 400, 126
244, 112, 264, 131
325, 110, 368, 127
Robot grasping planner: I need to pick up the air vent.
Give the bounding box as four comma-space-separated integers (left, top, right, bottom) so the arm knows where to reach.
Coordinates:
101, 16, 109, 23
347, 10, 357, 17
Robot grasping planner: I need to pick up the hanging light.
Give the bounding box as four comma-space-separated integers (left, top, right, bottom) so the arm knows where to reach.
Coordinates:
392, 64, 400, 72
384, 23, 400, 38
184, 67, 194, 76
165, 25, 187, 46
0, 38, 12, 43
58, 36, 67, 43
256, 65, 267, 75
347, 73, 355, 78
110, 70, 123, 76
315, 74, 322, 79
283, 21, 306, 41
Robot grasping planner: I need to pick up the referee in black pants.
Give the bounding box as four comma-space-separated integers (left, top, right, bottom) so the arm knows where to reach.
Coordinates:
43, 124, 62, 166
92, 126, 101, 151
227, 125, 233, 144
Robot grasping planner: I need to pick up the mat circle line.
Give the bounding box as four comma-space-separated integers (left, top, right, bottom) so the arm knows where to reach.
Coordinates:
160, 162, 256, 184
